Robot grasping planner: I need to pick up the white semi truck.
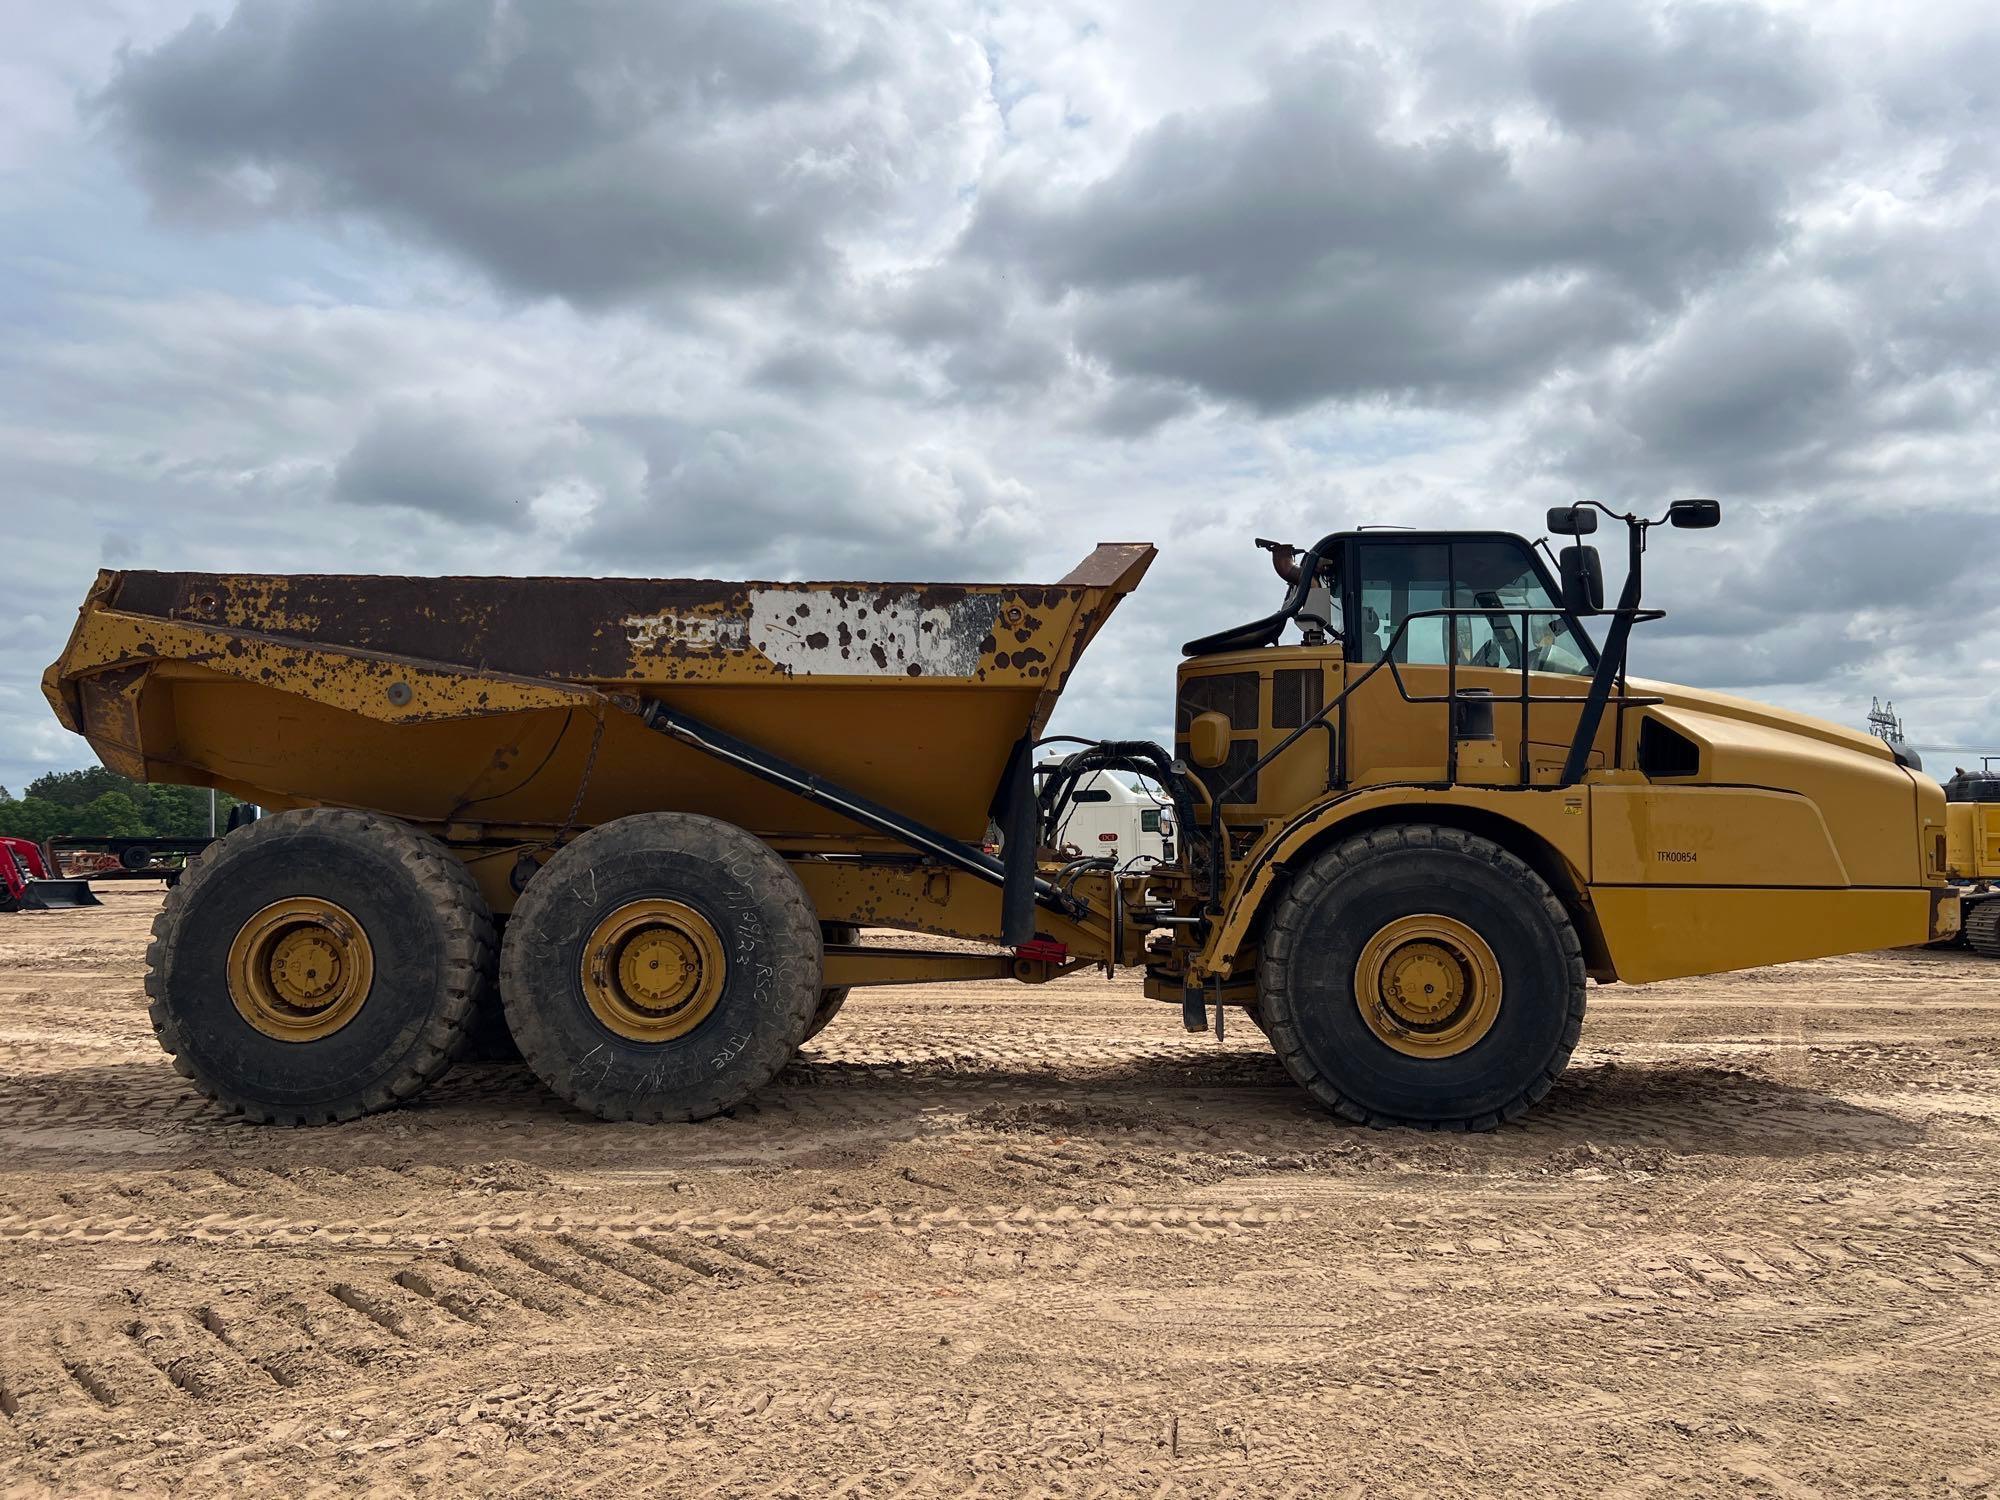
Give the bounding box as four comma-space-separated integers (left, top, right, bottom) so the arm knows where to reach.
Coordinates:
1041, 766, 1170, 867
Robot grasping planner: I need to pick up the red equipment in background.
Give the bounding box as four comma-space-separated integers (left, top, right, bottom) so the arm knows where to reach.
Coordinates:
0, 836, 102, 911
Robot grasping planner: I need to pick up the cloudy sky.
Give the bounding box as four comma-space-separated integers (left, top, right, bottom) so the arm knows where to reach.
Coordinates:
4, 0, 1998, 792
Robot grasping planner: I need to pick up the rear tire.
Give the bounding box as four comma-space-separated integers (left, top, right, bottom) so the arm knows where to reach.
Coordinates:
803, 922, 859, 1044
144, 809, 493, 1125
499, 813, 821, 1122
1259, 825, 1585, 1130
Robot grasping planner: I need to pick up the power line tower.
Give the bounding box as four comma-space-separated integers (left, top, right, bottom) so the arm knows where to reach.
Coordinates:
1867, 696, 1906, 745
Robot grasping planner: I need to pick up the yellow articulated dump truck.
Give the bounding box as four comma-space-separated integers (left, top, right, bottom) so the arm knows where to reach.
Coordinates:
43, 501, 1957, 1131
1942, 763, 2000, 955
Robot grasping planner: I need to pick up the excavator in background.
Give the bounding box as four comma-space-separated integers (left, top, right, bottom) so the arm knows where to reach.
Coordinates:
1942, 759, 2000, 956
1866, 699, 2000, 957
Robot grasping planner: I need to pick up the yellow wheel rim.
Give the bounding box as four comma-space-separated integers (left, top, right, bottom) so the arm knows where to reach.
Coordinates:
1353, 914, 1502, 1058
580, 899, 726, 1043
227, 897, 376, 1042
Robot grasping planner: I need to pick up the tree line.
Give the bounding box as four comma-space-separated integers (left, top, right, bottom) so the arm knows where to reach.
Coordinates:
0, 768, 240, 843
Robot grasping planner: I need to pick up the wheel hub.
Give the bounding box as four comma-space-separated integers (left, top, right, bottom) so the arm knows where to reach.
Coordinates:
581, 899, 726, 1042
1354, 914, 1502, 1058
227, 897, 376, 1041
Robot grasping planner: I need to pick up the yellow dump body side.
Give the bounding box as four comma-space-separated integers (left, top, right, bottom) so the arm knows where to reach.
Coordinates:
44, 546, 1154, 845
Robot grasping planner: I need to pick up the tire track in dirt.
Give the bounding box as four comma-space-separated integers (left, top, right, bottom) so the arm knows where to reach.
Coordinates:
0, 1200, 1303, 1247
0, 1195, 1303, 1444
7, 889, 2000, 1495
0, 1232, 793, 1430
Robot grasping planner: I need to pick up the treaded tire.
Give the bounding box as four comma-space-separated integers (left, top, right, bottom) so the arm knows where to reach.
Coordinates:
1259, 824, 1585, 1131
803, 922, 859, 1044
457, 913, 524, 1063
1965, 898, 2000, 958
499, 813, 821, 1122
145, 809, 493, 1126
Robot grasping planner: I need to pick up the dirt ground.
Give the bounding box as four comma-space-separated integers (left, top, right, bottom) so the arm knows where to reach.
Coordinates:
1, 888, 1998, 1497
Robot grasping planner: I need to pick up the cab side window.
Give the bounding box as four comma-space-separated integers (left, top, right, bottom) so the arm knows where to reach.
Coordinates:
1353, 538, 1590, 674
1355, 543, 1449, 664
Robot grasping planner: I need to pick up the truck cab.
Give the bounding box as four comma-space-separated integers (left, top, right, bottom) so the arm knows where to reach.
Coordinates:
1161, 510, 1954, 1006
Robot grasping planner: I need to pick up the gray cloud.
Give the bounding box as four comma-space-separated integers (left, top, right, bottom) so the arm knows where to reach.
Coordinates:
98, 0, 989, 305
575, 412, 1038, 580
951, 10, 1835, 414
1085, 379, 1198, 438
1522, 1, 1824, 133
332, 399, 539, 519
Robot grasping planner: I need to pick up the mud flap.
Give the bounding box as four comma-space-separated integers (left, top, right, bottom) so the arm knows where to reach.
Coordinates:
20, 879, 102, 910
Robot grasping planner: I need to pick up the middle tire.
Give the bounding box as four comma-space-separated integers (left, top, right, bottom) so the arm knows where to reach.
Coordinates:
499, 813, 823, 1122
802, 921, 859, 1044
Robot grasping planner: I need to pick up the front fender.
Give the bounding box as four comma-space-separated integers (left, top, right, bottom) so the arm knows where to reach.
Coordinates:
1192, 785, 1593, 980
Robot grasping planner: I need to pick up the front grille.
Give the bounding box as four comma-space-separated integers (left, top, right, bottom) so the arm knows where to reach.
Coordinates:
1271, 668, 1323, 729
1177, 671, 1259, 731
1189, 739, 1260, 806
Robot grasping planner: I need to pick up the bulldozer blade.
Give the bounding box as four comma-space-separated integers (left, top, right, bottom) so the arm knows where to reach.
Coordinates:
21, 879, 102, 910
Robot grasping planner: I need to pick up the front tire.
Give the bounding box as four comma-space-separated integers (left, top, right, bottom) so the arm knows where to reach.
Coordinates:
145, 809, 493, 1125
1259, 825, 1585, 1130
499, 814, 822, 1122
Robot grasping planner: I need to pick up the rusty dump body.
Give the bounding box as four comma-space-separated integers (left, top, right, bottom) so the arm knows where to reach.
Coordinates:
44, 545, 1154, 865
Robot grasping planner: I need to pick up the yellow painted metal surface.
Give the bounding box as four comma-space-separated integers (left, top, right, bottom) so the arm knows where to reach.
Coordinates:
1630, 698, 1925, 887
1947, 802, 2000, 881
784, 857, 1116, 955
821, 947, 1029, 987
1591, 886, 1940, 983
44, 536, 1955, 1001
1164, 631, 1949, 988
226, 896, 377, 1042
44, 547, 1154, 844
578, 899, 728, 1042
1591, 785, 1849, 886
1352, 913, 1502, 1057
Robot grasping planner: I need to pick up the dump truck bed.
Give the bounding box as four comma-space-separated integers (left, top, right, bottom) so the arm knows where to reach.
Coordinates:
44, 545, 1155, 842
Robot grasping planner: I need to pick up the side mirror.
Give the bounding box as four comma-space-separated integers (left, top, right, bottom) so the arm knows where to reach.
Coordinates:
1187, 711, 1232, 769
1669, 498, 1720, 529
1560, 545, 1605, 613
1546, 505, 1598, 536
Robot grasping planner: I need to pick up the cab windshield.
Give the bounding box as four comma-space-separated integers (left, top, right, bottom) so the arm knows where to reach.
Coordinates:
1353, 538, 1593, 676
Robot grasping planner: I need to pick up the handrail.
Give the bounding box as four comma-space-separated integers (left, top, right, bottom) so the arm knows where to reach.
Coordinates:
1378, 605, 1665, 787
1196, 602, 1663, 908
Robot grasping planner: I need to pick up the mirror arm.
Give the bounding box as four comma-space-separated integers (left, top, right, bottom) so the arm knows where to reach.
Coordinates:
1558, 517, 1646, 788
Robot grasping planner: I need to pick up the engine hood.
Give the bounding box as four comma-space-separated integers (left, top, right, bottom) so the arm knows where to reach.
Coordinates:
1622, 677, 1936, 889
1625, 678, 1896, 763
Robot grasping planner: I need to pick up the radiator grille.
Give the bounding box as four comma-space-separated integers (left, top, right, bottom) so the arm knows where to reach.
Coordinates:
1177, 672, 1259, 731
1271, 669, 1323, 729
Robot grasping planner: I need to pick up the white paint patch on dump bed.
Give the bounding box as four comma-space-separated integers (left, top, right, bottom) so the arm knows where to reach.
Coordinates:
619, 612, 752, 654
622, 590, 1003, 677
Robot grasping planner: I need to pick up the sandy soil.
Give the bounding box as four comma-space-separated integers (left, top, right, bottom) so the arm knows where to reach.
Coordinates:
1, 886, 1998, 1497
